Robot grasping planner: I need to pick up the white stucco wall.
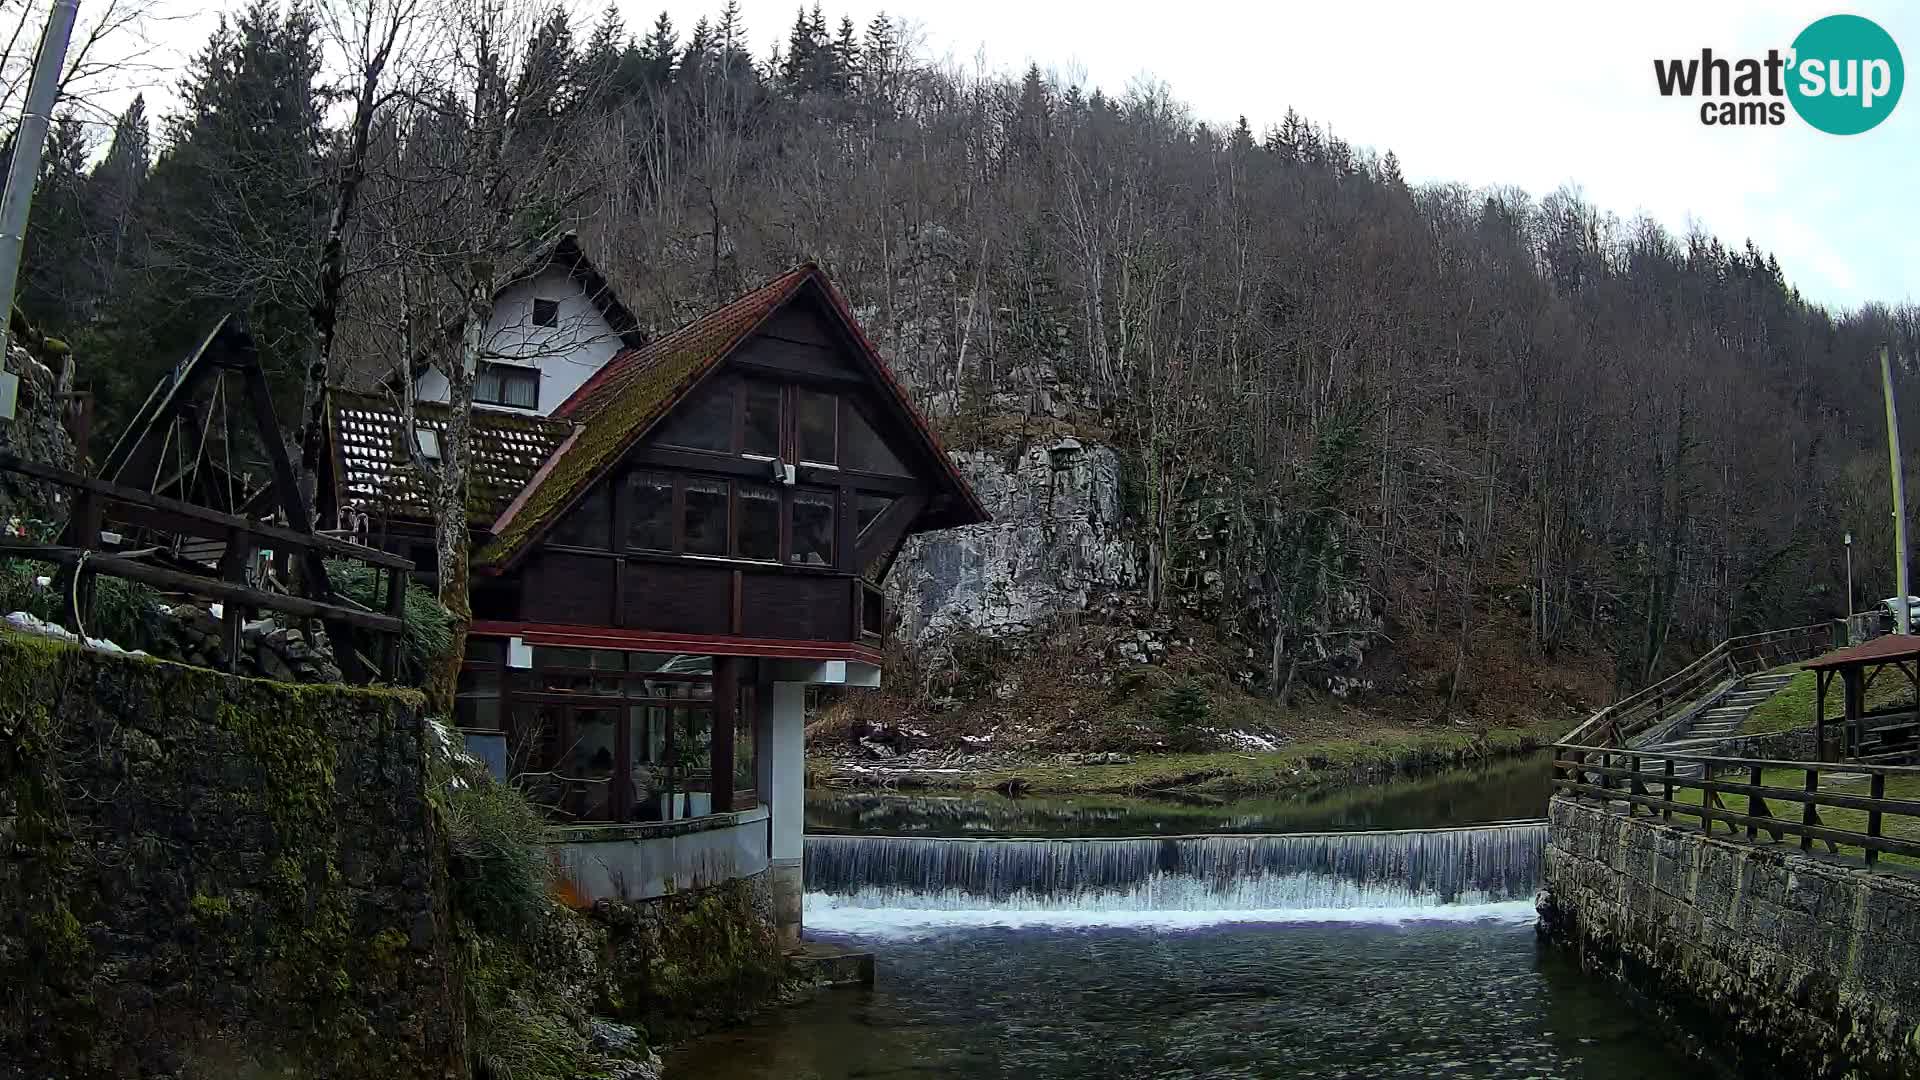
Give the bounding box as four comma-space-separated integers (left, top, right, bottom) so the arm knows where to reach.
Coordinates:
550, 806, 771, 903
413, 266, 623, 416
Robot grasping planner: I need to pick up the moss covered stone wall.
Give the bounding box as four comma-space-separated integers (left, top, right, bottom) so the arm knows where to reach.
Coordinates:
0, 631, 465, 1079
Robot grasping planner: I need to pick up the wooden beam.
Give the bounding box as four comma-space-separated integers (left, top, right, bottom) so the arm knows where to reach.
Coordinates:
0, 540, 403, 634
0, 452, 411, 569
855, 494, 926, 569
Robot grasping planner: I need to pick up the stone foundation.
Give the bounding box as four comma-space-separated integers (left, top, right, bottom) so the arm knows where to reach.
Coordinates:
1543, 796, 1920, 1079
0, 631, 461, 1079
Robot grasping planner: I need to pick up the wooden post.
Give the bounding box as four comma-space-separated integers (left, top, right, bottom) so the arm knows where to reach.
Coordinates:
1802, 769, 1818, 851
1867, 771, 1886, 867
217, 526, 248, 673
382, 564, 406, 680
1746, 763, 1765, 841
710, 656, 739, 814
1700, 760, 1715, 834
1816, 670, 1829, 763
1663, 758, 1675, 821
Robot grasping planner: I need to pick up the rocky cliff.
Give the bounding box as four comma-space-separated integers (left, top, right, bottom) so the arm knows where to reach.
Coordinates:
890, 438, 1136, 642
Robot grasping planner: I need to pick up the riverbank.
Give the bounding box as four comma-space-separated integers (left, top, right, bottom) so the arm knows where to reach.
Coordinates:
809, 722, 1563, 799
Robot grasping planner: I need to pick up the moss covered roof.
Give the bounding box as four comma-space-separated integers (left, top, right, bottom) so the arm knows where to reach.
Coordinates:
475, 263, 990, 568
328, 390, 575, 524
478, 268, 813, 565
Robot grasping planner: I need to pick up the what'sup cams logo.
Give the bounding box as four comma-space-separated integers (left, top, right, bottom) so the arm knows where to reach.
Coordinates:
1654, 14, 1903, 134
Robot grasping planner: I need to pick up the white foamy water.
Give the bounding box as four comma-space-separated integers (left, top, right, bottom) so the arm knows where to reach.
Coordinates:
804, 894, 1539, 936
805, 822, 1546, 917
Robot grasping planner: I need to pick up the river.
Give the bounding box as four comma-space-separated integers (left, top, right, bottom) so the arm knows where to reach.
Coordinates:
666, 756, 1704, 1079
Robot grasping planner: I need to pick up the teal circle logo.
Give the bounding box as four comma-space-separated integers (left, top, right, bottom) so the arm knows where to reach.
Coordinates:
1788, 14, 1903, 134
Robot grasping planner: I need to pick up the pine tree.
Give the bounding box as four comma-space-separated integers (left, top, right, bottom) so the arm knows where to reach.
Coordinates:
514, 9, 578, 124
832, 15, 859, 94
83, 96, 151, 310
576, 2, 626, 103
781, 6, 817, 89
16, 113, 93, 333
860, 12, 897, 108
638, 11, 677, 87
1229, 115, 1254, 157
95, 0, 325, 430
682, 17, 713, 84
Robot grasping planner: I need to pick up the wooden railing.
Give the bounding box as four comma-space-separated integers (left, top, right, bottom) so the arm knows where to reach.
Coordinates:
1562, 622, 1839, 749
0, 450, 411, 681
1553, 745, 1920, 867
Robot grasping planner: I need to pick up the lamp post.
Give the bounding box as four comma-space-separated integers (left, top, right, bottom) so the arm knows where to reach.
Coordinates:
1845, 531, 1855, 641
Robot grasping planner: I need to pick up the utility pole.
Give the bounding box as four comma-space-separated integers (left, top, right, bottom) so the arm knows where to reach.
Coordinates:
1882, 344, 1911, 635
1845, 530, 1855, 636
0, 0, 81, 358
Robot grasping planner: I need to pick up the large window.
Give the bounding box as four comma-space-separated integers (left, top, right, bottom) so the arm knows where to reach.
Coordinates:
843, 404, 909, 475
461, 641, 758, 825
656, 378, 735, 452
791, 488, 836, 566
796, 388, 837, 464
738, 483, 781, 561
650, 377, 910, 477
626, 471, 674, 551
616, 472, 838, 567
743, 382, 782, 457
475, 362, 539, 409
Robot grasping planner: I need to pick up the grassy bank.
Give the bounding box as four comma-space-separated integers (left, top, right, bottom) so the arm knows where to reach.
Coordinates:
814, 723, 1562, 799
1741, 666, 1916, 735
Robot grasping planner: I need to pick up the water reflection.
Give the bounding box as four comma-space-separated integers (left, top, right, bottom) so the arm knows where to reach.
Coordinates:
806, 753, 1553, 838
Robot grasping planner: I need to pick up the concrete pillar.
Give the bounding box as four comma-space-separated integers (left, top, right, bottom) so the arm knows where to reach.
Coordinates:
766, 681, 806, 947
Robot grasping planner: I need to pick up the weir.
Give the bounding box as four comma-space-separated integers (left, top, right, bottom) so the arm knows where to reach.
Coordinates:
805, 820, 1545, 913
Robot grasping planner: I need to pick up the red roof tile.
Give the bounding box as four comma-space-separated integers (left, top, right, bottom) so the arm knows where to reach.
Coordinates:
1805, 633, 1920, 670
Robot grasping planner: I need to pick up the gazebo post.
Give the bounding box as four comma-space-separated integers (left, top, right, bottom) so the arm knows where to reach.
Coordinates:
1816, 669, 1829, 763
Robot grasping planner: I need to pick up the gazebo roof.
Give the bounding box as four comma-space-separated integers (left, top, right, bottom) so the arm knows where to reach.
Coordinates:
1804, 633, 1920, 671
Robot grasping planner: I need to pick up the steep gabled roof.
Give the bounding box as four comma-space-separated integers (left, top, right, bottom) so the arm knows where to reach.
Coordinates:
328, 389, 574, 523
478, 264, 988, 568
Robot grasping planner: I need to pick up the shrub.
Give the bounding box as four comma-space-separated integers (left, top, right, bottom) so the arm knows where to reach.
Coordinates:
0, 556, 166, 651
1155, 677, 1213, 752
443, 778, 553, 937
325, 558, 453, 686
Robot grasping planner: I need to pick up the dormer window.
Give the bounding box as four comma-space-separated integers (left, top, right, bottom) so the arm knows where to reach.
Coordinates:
531, 298, 560, 327
475, 362, 539, 410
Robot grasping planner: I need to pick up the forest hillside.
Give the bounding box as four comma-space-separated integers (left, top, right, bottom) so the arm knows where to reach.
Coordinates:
12, 0, 1920, 753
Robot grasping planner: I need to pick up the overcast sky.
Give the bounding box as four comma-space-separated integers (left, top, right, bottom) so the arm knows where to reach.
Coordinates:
110, 0, 1920, 310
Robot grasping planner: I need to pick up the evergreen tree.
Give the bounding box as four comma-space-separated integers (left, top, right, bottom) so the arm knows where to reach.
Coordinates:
638, 11, 678, 87
514, 9, 578, 124
84, 95, 150, 295
1229, 115, 1254, 157
94, 0, 325, 430
576, 2, 628, 103
682, 17, 713, 84
831, 15, 859, 94
16, 114, 93, 333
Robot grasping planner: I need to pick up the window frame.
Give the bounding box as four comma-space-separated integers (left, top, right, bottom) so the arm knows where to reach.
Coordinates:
459, 640, 761, 824
474, 360, 540, 410
531, 297, 561, 327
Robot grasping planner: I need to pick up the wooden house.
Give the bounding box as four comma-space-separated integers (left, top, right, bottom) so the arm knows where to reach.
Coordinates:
321, 248, 987, 939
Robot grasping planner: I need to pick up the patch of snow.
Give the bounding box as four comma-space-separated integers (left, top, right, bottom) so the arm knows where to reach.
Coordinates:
1222, 730, 1281, 753
4, 611, 147, 657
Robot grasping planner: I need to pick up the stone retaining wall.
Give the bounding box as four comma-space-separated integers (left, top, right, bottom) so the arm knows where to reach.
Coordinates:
0, 631, 463, 1079
1541, 796, 1920, 1079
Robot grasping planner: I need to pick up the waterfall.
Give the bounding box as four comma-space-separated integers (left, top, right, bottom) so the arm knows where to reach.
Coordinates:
804, 822, 1545, 931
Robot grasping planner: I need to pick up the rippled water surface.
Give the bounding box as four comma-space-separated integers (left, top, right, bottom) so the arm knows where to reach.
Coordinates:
665, 915, 1695, 1079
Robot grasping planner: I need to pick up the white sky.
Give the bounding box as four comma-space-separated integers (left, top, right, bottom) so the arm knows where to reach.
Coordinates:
89, 0, 1920, 310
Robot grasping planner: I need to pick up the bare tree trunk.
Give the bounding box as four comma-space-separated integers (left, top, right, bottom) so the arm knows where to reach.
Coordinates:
430, 266, 491, 711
